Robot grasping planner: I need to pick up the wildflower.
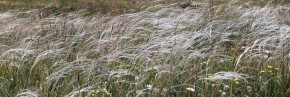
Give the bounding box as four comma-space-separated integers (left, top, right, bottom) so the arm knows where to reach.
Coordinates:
208, 74, 213, 78
260, 70, 266, 73
235, 81, 239, 84
247, 86, 251, 89
267, 66, 273, 68
224, 85, 229, 88
234, 77, 239, 81
208, 75, 213, 78
268, 70, 272, 73
186, 87, 195, 92
102, 88, 110, 95
222, 92, 226, 95
95, 89, 99, 94
146, 85, 152, 89
275, 68, 279, 70
219, 90, 222, 92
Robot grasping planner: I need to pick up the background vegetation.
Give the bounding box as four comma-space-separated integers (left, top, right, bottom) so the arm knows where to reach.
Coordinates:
0, 0, 187, 14
1, 0, 289, 14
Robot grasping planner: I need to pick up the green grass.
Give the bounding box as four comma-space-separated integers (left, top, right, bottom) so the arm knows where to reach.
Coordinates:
0, 0, 290, 97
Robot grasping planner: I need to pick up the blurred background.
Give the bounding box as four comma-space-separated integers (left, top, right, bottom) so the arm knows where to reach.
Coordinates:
1, 0, 289, 15
0, 0, 186, 14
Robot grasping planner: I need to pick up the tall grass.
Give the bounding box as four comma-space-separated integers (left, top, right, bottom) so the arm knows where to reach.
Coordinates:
0, 0, 190, 14
0, 0, 290, 97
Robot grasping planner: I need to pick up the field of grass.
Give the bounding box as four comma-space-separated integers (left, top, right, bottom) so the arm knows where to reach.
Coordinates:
0, 0, 188, 14
0, 0, 290, 97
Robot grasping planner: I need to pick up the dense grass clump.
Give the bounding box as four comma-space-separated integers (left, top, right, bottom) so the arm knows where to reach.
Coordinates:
0, 0, 290, 97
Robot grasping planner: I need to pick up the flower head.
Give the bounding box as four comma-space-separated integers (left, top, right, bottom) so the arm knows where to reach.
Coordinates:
222, 92, 226, 95
208, 74, 213, 78
235, 81, 239, 84
102, 88, 110, 95
186, 87, 195, 92
146, 85, 152, 89
260, 70, 266, 73
95, 89, 99, 94
234, 77, 239, 81
224, 85, 229, 88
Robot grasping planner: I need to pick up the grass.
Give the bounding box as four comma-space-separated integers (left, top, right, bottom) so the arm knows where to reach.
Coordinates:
0, 0, 188, 15
0, 0, 290, 97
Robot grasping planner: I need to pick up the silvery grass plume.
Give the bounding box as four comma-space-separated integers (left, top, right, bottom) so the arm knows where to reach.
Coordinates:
16, 89, 39, 97
203, 71, 250, 81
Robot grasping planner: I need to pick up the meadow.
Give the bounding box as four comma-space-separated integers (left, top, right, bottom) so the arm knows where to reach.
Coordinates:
0, 0, 290, 97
